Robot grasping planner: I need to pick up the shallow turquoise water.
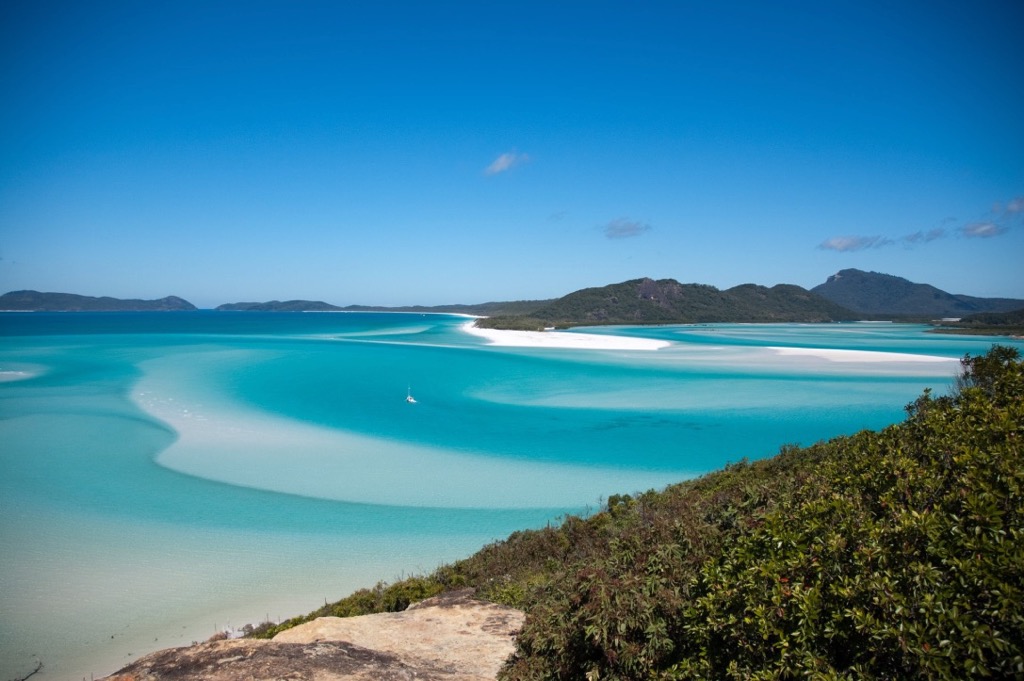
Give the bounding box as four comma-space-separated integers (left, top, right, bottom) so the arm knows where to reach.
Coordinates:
0, 312, 1019, 680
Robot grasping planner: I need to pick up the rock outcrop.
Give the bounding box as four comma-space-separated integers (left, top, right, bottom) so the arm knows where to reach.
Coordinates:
103, 590, 523, 681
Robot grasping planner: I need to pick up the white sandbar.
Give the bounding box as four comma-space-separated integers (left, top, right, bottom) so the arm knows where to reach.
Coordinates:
134, 350, 683, 510
462, 322, 669, 350
0, 363, 44, 382
767, 346, 957, 364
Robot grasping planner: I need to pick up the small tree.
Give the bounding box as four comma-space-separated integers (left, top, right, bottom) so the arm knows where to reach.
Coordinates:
955, 344, 1021, 400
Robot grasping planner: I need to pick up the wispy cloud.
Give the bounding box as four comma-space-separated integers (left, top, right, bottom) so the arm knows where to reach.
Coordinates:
818, 235, 893, 252
819, 193, 1022, 252
604, 218, 652, 239
960, 222, 1007, 238
484, 151, 529, 176
901, 228, 946, 245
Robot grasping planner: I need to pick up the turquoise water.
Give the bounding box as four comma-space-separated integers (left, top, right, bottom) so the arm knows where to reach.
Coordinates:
1, 312, 1019, 680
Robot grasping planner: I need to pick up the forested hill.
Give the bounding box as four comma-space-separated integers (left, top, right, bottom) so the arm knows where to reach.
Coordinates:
254, 346, 1024, 680
812, 268, 1024, 317
0, 290, 195, 311
477, 278, 856, 329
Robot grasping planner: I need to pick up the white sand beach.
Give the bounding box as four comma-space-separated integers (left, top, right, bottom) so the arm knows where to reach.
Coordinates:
461, 322, 670, 350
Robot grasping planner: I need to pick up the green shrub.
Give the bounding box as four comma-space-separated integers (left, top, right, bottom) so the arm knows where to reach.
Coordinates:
502, 346, 1024, 680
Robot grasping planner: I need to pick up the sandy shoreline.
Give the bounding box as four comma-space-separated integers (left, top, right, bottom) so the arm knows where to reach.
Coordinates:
461, 321, 670, 350
460, 322, 960, 367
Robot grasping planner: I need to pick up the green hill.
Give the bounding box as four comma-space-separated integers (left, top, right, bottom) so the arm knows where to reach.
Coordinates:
478, 278, 855, 329
812, 269, 1024, 318
216, 300, 345, 311
0, 290, 195, 311
254, 347, 1023, 679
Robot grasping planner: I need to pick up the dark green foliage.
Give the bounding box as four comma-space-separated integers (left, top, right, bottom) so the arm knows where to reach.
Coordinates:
961, 308, 1024, 327
956, 345, 1021, 398
933, 308, 1024, 337
484, 278, 856, 329
502, 346, 1024, 680
252, 576, 450, 638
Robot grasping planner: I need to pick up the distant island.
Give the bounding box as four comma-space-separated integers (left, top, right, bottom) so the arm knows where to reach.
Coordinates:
811, 268, 1024, 317
216, 300, 346, 312
476, 278, 856, 330
4, 270, 1022, 336
474, 269, 1024, 332
214, 299, 553, 316
0, 290, 196, 312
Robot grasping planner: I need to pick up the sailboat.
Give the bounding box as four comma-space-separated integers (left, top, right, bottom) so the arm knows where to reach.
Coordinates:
406, 385, 417, 404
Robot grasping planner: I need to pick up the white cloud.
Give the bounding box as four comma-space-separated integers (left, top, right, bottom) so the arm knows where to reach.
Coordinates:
817, 193, 1020, 252
960, 222, 1007, 238
484, 151, 529, 176
818, 235, 893, 252
604, 218, 652, 239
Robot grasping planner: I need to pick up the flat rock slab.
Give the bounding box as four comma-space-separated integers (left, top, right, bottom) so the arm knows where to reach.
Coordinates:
104, 590, 524, 681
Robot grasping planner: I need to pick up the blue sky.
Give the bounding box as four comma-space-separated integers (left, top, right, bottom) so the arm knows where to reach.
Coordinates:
1, 1, 1022, 308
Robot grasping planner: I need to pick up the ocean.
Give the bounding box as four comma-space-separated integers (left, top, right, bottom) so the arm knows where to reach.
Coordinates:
1, 311, 1019, 680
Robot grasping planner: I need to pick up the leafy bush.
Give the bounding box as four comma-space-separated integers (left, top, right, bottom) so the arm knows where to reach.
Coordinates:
502, 346, 1023, 680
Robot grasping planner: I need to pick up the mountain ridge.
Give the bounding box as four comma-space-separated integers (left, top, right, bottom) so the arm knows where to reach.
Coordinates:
477, 277, 857, 329
811, 268, 1024, 317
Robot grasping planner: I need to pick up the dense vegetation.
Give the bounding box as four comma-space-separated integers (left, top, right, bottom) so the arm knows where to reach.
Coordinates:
812, 269, 1024, 317
932, 308, 1024, 337
477, 278, 855, 330
254, 346, 1023, 679
0, 290, 196, 311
